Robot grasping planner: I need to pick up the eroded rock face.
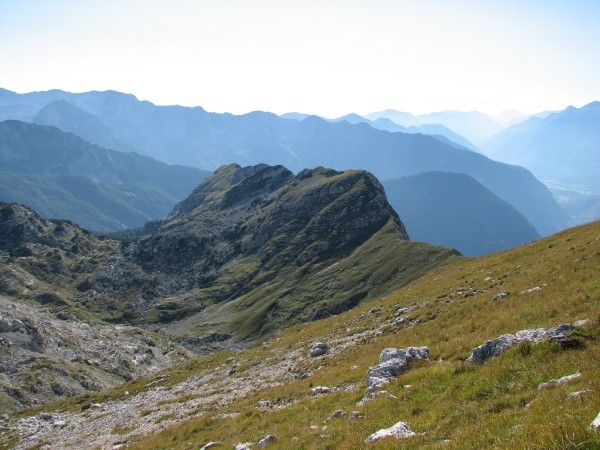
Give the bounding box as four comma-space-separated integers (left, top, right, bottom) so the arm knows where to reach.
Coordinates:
467, 324, 573, 363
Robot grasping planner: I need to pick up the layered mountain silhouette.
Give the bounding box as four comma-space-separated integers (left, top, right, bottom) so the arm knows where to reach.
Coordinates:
364, 109, 504, 144
282, 112, 479, 152
0, 120, 209, 231
482, 101, 600, 224
0, 88, 567, 236
383, 172, 540, 256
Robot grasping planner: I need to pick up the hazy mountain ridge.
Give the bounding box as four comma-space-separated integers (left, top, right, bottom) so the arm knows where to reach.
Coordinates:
0, 88, 567, 236
383, 172, 540, 256
482, 101, 600, 224
33, 99, 143, 155
0, 120, 209, 231
303, 112, 480, 152
364, 108, 504, 144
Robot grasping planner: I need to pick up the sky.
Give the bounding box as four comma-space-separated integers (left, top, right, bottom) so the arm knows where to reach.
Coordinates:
1, 0, 600, 118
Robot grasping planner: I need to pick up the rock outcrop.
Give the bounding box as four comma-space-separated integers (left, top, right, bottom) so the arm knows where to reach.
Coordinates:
366, 347, 429, 391
365, 421, 419, 443
538, 372, 581, 390
467, 324, 573, 363
310, 342, 329, 357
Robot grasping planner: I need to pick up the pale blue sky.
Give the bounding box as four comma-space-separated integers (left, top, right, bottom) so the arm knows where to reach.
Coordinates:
1, 0, 599, 117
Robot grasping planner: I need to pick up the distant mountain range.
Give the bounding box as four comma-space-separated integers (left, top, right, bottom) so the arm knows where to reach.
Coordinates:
282, 112, 479, 152
0, 88, 568, 237
0, 120, 209, 232
364, 109, 504, 144
482, 101, 600, 224
383, 172, 540, 256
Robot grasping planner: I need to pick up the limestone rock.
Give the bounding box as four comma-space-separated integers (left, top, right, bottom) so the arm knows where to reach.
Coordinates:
310, 386, 330, 395
492, 290, 510, 301
538, 372, 581, 389
366, 347, 429, 391
568, 390, 591, 399
256, 435, 276, 447
591, 412, 600, 431
310, 342, 329, 357
467, 324, 573, 363
357, 390, 397, 406
234, 443, 253, 450
365, 421, 418, 443
467, 334, 519, 363
329, 410, 345, 420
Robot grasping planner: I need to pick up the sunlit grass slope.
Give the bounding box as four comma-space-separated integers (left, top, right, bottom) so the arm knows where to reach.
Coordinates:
130, 220, 600, 449
5, 220, 598, 449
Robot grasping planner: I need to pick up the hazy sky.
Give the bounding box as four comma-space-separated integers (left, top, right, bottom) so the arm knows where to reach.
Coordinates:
1, 0, 599, 117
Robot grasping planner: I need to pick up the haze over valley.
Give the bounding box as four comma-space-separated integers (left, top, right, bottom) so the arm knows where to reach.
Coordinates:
1, 1, 599, 449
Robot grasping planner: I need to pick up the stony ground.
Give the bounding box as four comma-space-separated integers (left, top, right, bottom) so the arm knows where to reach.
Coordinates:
0, 304, 397, 449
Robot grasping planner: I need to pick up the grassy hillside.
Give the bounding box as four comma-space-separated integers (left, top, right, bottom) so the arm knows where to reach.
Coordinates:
3, 220, 598, 449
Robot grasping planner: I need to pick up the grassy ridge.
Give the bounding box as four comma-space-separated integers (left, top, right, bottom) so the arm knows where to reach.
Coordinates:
129, 220, 600, 449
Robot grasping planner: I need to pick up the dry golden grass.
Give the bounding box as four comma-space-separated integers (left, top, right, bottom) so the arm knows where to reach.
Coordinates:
128, 221, 600, 449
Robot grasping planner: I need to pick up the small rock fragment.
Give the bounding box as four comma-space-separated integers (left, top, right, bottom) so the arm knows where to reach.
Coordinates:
349, 411, 363, 419
200, 442, 220, 449
568, 390, 591, 399
357, 390, 397, 406
520, 286, 541, 294
234, 443, 253, 450
256, 435, 276, 447
591, 412, 600, 431
310, 342, 329, 357
365, 421, 418, 443
574, 319, 592, 327
492, 290, 510, 301
330, 409, 345, 419
310, 386, 330, 395
538, 372, 581, 389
